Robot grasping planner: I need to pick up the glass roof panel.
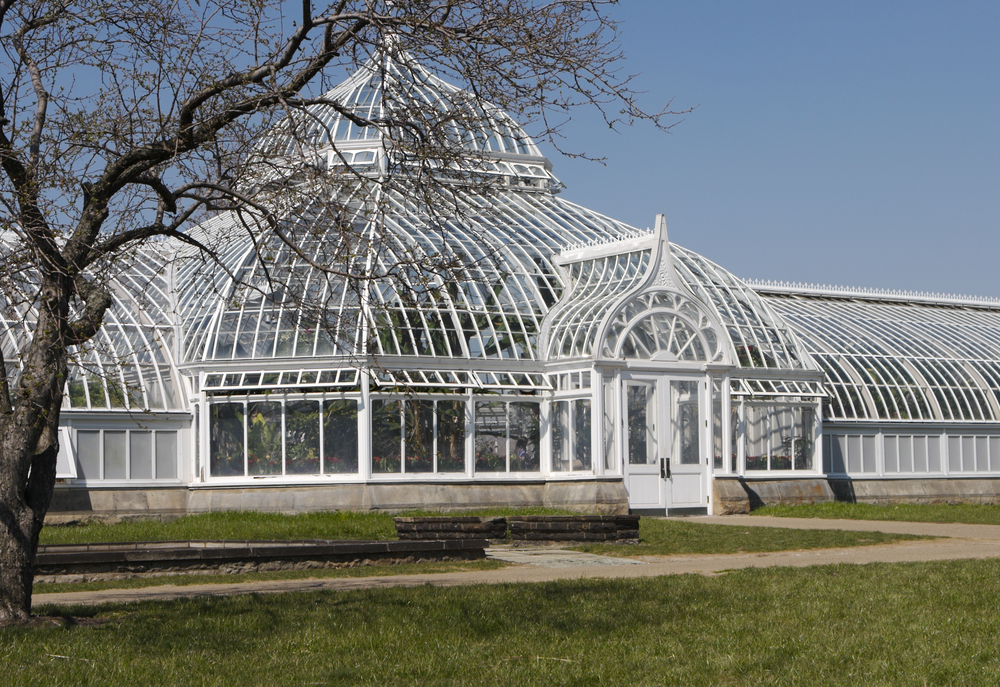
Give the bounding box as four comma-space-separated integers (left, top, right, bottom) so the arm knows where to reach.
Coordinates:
262, 48, 547, 169
174, 189, 647, 365
672, 246, 813, 371
0, 240, 185, 412
762, 291, 1000, 422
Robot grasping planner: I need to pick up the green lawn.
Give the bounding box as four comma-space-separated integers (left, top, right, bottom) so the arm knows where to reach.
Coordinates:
754, 501, 1000, 525
7, 559, 1000, 685
32, 512, 926, 597
571, 517, 925, 556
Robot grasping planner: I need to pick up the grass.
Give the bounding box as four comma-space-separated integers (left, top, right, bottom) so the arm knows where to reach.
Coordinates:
754, 501, 1000, 525
33, 559, 507, 595
32, 511, 926, 597
33, 519, 923, 595
39, 508, 577, 546
571, 517, 926, 556
7, 559, 1000, 684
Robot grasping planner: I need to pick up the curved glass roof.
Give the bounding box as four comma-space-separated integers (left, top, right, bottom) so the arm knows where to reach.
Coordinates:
261, 47, 551, 184
0, 241, 185, 412
545, 250, 652, 359
542, 236, 812, 370
174, 188, 646, 366
761, 289, 1000, 422
673, 247, 812, 371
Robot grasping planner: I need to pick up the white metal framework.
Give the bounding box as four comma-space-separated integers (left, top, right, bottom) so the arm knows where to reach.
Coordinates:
755, 284, 1000, 423
9, 49, 1000, 503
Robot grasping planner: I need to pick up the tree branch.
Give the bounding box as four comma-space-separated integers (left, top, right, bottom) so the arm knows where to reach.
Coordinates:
66, 274, 112, 346
0, 338, 12, 415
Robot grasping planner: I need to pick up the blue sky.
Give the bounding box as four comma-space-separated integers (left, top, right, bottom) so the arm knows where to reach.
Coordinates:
547, 2, 1000, 297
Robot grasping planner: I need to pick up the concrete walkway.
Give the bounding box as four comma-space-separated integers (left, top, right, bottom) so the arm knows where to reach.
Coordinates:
33, 516, 1000, 610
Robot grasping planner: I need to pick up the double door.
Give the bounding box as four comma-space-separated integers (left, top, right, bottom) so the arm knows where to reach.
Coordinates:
623, 375, 706, 512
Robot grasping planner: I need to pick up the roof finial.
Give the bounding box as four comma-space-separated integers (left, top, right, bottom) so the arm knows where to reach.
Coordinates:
655, 213, 669, 244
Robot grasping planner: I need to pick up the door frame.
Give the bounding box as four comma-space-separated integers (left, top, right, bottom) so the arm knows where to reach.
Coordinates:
621, 371, 710, 514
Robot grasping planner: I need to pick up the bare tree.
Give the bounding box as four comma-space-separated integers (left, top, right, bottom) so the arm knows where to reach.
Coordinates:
0, 0, 680, 621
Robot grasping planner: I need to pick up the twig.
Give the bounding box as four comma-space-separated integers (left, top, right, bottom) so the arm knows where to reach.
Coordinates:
46, 654, 91, 662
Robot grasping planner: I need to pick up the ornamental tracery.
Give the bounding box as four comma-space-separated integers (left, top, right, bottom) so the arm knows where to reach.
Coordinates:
602, 290, 722, 362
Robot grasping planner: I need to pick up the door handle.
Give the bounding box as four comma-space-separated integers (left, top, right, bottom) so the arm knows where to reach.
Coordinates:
661, 457, 670, 479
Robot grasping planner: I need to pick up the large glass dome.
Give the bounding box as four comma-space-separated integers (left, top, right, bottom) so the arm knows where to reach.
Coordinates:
171, 51, 819, 384
258, 46, 555, 188
174, 188, 647, 370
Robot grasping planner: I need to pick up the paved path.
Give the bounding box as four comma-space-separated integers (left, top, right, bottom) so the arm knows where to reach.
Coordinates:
33, 516, 1000, 610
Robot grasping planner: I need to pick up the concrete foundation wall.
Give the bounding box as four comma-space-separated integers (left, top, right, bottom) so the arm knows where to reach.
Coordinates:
828, 478, 1000, 506
713, 478, 837, 515
47, 479, 629, 523
714, 476, 1000, 514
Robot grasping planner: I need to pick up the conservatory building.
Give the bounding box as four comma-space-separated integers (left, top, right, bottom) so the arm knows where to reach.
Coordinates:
14, 53, 1000, 517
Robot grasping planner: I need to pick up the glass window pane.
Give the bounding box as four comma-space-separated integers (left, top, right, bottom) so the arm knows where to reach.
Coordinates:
746, 407, 768, 471
962, 437, 976, 472
848, 435, 862, 473
247, 401, 282, 476
510, 402, 540, 472
129, 431, 153, 479
475, 401, 507, 472
898, 436, 914, 473
604, 380, 617, 472
286, 400, 320, 474
323, 400, 358, 474
928, 436, 941, 472
372, 399, 402, 473
948, 436, 961, 472
551, 401, 570, 472
627, 384, 656, 466
713, 400, 723, 471
437, 401, 466, 473
155, 431, 177, 479
104, 431, 126, 479
77, 430, 101, 480
404, 401, 434, 473
769, 408, 793, 470
795, 407, 814, 470
914, 436, 928, 473
884, 436, 898, 473
831, 435, 847, 473
211, 403, 244, 476
862, 435, 877, 473
87, 375, 107, 409
574, 399, 592, 470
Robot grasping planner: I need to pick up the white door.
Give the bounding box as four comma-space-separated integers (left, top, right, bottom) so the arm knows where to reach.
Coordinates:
667, 379, 705, 508
622, 375, 706, 512
623, 379, 665, 509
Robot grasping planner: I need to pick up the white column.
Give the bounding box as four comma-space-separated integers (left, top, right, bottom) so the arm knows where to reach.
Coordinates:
359, 370, 372, 479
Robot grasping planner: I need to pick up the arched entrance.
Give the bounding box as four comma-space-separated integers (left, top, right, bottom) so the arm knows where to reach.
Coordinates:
604, 294, 721, 513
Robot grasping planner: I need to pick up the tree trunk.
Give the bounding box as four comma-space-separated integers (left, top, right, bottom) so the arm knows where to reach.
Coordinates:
0, 286, 69, 621
0, 443, 57, 621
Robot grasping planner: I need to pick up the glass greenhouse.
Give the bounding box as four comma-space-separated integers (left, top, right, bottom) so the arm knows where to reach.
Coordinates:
8, 50, 1000, 515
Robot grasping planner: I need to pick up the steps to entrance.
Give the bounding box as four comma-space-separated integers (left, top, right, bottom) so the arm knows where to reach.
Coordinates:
508, 515, 639, 542
393, 516, 507, 541
394, 515, 640, 543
